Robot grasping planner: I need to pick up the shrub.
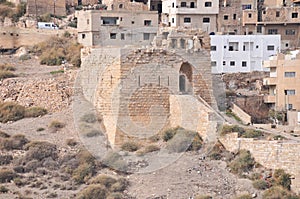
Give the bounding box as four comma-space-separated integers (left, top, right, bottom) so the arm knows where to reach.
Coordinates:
195, 196, 212, 199
262, 186, 293, 199
0, 185, 8, 193
50, 70, 64, 75
0, 155, 13, 165
66, 138, 78, 146
24, 107, 47, 118
19, 54, 31, 61
63, 31, 71, 38
162, 127, 179, 141
226, 109, 242, 122
143, 145, 160, 153
253, 179, 269, 190
0, 64, 16, 71
0, 169, 16, 183
0, 131, 10, 138
25, 141, 57, 161
241, 129, 263, 138
121, 141, 140, 152
37, 13, 51, 22
0, 70, 16, 80
166, 129, 202, 153
77, 184, 107, 199
208, 141, 227, 160
110, 178, 129, 192
234, 194, 252, 199
0, 102, 25, 123
0, 134, 29, 150
81, 113, 97, 123
228, 150, 255, 175
148, 134, 160, 142
49, 120, 65, 129
273, 169, 291, 190
76, 149, 95, 165
72, 163, 95, 184
85, 129, 102, 137
107, 193, 123, 199
221, 125, 245, 136
102, 152, 128, 172
36, 128, 45, 132
90, 175, 117, 188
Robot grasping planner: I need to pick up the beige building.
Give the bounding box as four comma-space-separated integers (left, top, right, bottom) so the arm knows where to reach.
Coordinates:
161, 0, 218, 33
263, 52, 300, 111
27, 0, 66, 16
77, 8, 159, 47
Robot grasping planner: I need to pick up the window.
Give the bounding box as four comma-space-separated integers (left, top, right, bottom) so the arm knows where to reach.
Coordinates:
102, 17, 118, 25
267, 45, 275, 50
211, 61, 217, 67
223, 61, 226, 66
172, 2, 174, 7
172, 18, 174, 23
190, 2, 195, 8
285, 72, 296, 77
82, 34, 86, 39
210, 46, 216, 51
205, 2, 212, 7
287, 104, 293, 110
203, 17, 210, 23
286, 43, 289, 47
276, 11, 280, 17
248, 13, 252, 18
268, 29, 278, 34
257, 26, 262, 33
143, 33, 150, 40
242, 61, 247, 67
87, 19, 89, 24
292, 12, 298, 18
223, 15, 228, 20
285, 90, 296, 95
131, 21, 135, 24
233, 14, 236, 20
121, 33, 125, 40
230, 61, 235, 66
242, 4, 251, 10
184, 17, 191, 23
229, 42, 239, 51
286, 29, 295, 35
119, 4, 123, 8
110, 33, 117, 39
144, 20, 152, 26
181, 2, 186, 7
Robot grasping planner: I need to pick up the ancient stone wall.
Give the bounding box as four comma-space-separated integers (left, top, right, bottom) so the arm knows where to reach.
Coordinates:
27, 0, 66, 16
219, 133, 300, 193
231, 103, 252, 124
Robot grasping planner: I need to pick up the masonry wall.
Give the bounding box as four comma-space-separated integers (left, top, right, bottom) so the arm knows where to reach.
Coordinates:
219, 133, 300, 193
27, 0, 66, 16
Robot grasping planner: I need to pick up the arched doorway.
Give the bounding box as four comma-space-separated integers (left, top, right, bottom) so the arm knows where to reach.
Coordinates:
179, 62, 193, 94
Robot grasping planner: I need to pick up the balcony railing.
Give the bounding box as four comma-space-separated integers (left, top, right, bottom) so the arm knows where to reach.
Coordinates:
263, 77, 277, 86
264, 95, 276, 103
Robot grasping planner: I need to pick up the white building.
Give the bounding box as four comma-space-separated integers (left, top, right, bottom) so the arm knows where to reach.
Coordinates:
161, 0, 218, 33
210, 35, 281, 74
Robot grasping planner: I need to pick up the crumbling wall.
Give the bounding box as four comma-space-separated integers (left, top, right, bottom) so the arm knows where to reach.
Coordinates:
219, 133, 300, 193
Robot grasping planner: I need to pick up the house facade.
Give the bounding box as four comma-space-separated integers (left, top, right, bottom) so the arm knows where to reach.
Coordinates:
210, 34, 281, 74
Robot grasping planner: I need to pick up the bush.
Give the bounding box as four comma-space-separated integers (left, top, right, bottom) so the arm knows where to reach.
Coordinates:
0, 134, 29, 150
234, 194, 252, 199
0, 70, 16, 80
19, 54, 31, 61
0, 169, 16, 183
72, 163, 95, 184
107, 193, 123, 199
148, 134, 160, 142
0, 131, 10, 138
77, 184, 107, 199
162, 127, 178, 141
195, 196, 212, 199
24, 107, 47, 118
81, 113, 97, 123
66, 138, 78, 146
228, 150, 255, 175
0, 155, 13, 165
253, 179, 269, 190
85, 129, 102, 137
0, 185, 8, 193
143, 145, 160, 153
221, 125, 245, 136
32, 36, 82, 67
0, 102, 25, 123
49, 120, 65, 129
90, 175, 117, 188
63, 31, 71, 38
273, 169, 291, 190
25, 141, 57, 161
0, 64, 16, 71
166, 129, 202, 153
110, 178, 129, 192
102, 152, 128, 172
262, 186, 295, 199
241, 129, 263, 138
50, 70, 64, 75
121, 141, 140, 152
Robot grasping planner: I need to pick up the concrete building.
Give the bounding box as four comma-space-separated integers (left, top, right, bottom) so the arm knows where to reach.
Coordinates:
263, 51, 300, 112
161, 0, 218, 33
77, 9, 159, 47
210, 34, 281, 74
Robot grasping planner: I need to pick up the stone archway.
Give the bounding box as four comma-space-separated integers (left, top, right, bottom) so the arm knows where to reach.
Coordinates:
179, 62, 193, 94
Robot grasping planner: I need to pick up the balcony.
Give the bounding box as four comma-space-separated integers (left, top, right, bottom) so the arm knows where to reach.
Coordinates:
264, 95, 276, 103
263, 77, 277, 86
263, 60, 278, 68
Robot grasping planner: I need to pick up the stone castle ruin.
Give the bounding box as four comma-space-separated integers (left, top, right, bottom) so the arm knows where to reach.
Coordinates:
78, 28, 223, 147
